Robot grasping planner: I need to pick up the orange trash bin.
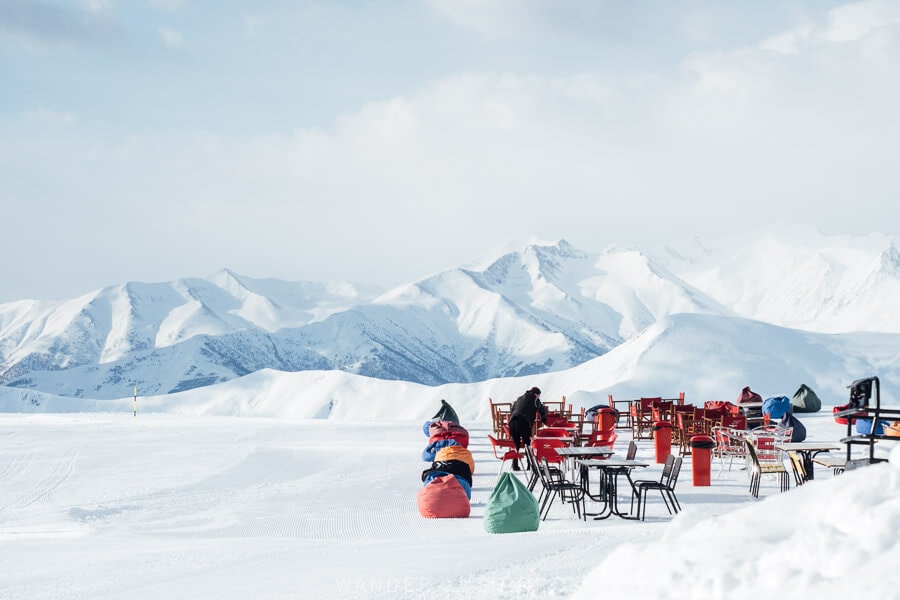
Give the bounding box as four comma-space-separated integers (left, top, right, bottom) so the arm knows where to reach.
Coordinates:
653, 421, 672, 464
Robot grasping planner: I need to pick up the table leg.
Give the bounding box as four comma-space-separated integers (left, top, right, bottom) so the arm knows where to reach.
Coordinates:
800, 451, 815, 481
581, 466, 612, 519
607, 469, 640, 520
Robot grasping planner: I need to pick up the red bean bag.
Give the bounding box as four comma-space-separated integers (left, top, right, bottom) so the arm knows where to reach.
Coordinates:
428, 420, 469, 448
417, 475, 471, 518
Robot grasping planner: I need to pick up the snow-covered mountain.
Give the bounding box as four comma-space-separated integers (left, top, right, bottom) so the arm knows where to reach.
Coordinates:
2, 224, 899, 401
4, 312, 897, 418
651, 222, 900, 333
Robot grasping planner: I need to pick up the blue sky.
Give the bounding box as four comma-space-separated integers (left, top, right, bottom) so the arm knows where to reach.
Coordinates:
2, 0, 899, 302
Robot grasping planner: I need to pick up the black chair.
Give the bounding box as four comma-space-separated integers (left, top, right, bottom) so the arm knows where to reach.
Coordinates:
630, 454, 683, 520
624, 439, 637, 460
522, 444, 542, 493
537, 458, 585, 521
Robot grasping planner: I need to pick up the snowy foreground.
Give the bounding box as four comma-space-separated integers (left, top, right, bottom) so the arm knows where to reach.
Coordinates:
1, 410, 899, 599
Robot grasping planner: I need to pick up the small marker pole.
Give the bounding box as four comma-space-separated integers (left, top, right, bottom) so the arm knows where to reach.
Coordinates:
133, 386, 137, 417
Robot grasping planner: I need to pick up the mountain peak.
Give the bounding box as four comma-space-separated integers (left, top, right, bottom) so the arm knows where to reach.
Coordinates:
3, 224, 900, 400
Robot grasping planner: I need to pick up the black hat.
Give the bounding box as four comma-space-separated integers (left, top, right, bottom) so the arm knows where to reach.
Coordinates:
529, 387, 541, 396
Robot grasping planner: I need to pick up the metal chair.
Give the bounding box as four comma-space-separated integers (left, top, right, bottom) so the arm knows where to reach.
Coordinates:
537, 458, 585, 521
630, 454, 683, 520
745, 438, 790, 498
712, 426, 747, 476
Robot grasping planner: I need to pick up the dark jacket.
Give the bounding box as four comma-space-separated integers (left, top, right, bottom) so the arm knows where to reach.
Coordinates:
510, 390, 547, 428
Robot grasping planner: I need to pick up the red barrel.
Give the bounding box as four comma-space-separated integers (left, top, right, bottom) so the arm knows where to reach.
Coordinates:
653, 421, 672, 464
690, 435, 715, 486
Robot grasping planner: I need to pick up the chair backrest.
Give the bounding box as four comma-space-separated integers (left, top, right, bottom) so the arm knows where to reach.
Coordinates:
652, 400, 673, 422
721, 413, 747, 430
666, 456, 683, 488
487, 434, 514, 459
747, 430, 787, 464
676, 409, 695, 430
639, 398, 660, 413
487, 434, 502, 458
714, 426, 747, 456
712, 425, 728, 454
587, 430, 617, 446
778, 427, 793, 445
524, 444, 540, 472
788, 452, 807, 485
625, 439, 637, 460
658, 454, 675, 483
751, 424, 781, 434
744, 438, 761, 472
532, 438, 568, 464
538, 457, 555, 485
537, 427, 571, 438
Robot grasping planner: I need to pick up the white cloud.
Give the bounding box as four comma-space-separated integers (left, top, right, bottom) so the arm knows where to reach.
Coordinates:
83, 0, 113, 15
148, 0, 185, 9
158, 26, 183, 48
243, 14, 267, 37
426, 0, 583, 37
23, 108, 77, 126
761, 0, 900, 54
4, 1, 900, 301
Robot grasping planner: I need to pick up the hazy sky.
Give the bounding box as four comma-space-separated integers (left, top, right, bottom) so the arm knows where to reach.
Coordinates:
2, 0, 899, 302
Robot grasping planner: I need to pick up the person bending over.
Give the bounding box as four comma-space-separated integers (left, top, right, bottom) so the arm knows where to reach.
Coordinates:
507, 386, 547, 471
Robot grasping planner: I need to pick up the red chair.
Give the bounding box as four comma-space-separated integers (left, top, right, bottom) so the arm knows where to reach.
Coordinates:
488, 434, 523, 481
544, 409, 571, 428
632, 397, 659, 440
651, 400, 673, 424
532, 438, 569, 467
675, 406, 702, 455
721, 412, 747, 430
586, 431, 618, 449
536, 427, 572, 438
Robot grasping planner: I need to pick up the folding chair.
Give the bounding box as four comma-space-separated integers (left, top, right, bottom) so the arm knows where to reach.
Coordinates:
712, 426, 747, 477
631, 397, 658, 440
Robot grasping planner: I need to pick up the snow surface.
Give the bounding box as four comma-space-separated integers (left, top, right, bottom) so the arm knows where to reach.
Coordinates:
1, 405, 897, 599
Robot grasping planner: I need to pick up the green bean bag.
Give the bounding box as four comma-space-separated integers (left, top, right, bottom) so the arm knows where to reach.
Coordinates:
791, 384, 822, 413
483, 472, 540, 534
432, 399, 460, 424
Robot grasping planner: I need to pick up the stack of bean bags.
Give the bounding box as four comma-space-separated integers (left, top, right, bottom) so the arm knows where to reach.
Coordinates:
418, 400, 473, 518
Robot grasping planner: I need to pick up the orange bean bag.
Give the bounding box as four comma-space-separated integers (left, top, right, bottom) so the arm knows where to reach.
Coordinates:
435, 445, 475, 474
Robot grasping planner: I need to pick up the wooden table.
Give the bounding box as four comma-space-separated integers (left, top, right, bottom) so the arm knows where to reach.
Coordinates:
576, 458, 648, 520
776, 442, 842, 481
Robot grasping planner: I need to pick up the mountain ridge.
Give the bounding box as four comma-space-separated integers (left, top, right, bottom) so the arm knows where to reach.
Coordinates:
2, 225, 899, 399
